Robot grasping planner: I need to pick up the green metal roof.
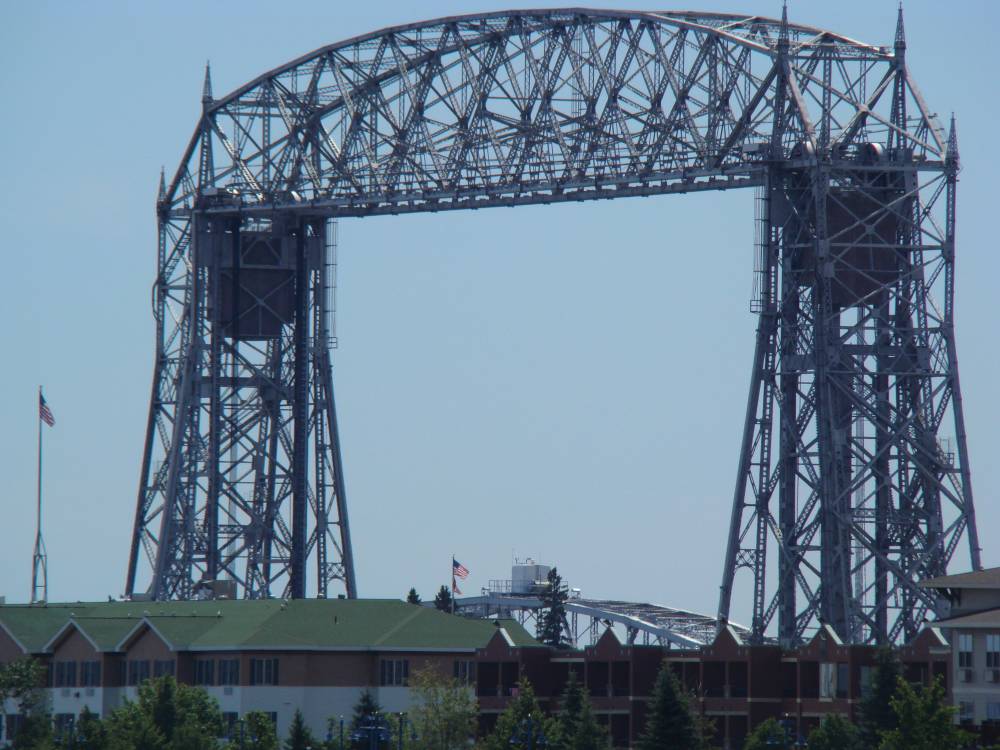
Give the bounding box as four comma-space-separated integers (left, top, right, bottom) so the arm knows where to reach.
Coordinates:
0, 600, 542, 653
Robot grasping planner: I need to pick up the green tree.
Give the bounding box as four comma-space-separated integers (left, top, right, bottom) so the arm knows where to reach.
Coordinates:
235, 711, 279, 750
408, 667, 478, 750
11, 695, 55, 750
483, 680, 556, 750
70, 706, 110, 750
743, 718, 789, 750
637, 663, 701, 750
807, 714, 861, 750
537, 568, 570, 649
406, 588, 422, 605
106, 702, 165, 750
858, 647, 901, 749
553, 672, 606, 750
284, 709, 317, 750
106, 675, 223, 750
0, 658, 46, 737
878, 676, 970, 750
434, 586, 453, 613
351, 689, 382, 730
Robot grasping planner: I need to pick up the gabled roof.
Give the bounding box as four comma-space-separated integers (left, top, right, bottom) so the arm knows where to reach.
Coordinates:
810, 623, 845, 648
0, 605, 85, 653
0, 599, 542, 654
920, 567, 1000, 591
43, 620, 100, 653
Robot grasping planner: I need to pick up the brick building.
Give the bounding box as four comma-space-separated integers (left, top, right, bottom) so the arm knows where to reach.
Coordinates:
0, 599, 539, 743
474, 622, 949, 748
0, 598, 955, 749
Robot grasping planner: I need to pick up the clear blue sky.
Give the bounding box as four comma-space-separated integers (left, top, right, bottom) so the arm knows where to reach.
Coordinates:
1, 1, 997, 625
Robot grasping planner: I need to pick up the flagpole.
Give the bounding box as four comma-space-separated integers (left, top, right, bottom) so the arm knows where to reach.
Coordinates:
32, 387, 48, 604
451, 554, 455, 615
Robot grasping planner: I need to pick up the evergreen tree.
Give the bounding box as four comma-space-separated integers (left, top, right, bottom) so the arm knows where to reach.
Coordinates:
858, 646, 901, 748
742, 718, 788, 750
351, 690, 383, 731
434, 586, 453, 613
878, 676, 970, 750
636, 662, 699, 750
537, 567, 570, 649
406, 588, 422, 605
554, 672, 606, 750
483, 680, 556, 750
285, 709, 318, 750
806, 714, 860, 750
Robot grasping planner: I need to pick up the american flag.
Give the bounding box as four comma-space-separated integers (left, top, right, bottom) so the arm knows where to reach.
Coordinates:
452, 558, 469, 579
39, 394, 55, 427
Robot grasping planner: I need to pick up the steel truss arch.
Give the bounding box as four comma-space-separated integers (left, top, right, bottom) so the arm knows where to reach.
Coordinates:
129, 7, 980, 646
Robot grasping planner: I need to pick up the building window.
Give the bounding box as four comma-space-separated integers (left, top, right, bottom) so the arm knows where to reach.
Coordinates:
249, 658, 279, 686
80, 661, 102, 687
987, 702, 1000, 722
380, 659, 409, 687
959, 634, 974, 668
454, 660, 476, 685
218, 658, 240, 686
959, 701, 975, 723
819, 663, 836, 699
54, 661, 77, 688
194, 659, 215, 686
153, 660, 175, 678
128, 660, 151, 686
987, 634, 1000, 669
836, 663, 849, 699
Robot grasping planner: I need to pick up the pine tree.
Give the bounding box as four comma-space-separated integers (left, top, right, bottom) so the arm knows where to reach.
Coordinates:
537, 567, 570, 649
554, 672, 606, 750
406, 588, 422, 605
636, 662, 698, 750
434, 585, 453, 613
285, 709, 317, 750
351, 690, 383, 731
483, 680, 556, 750
879, 676, 970, 750
858, 646, 901, 748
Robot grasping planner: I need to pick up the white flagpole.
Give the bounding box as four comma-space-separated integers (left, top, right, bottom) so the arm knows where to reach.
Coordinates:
31, 387, 48, 604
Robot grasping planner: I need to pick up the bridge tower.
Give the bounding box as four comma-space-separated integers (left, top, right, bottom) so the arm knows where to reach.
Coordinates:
718, 7, 981, 644
125, 65, 356, 601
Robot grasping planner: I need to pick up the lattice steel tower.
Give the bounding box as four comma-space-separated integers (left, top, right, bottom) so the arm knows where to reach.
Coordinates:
719, 7, 981, 645
125, 67, 356, 601
126, 6, 980, 635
